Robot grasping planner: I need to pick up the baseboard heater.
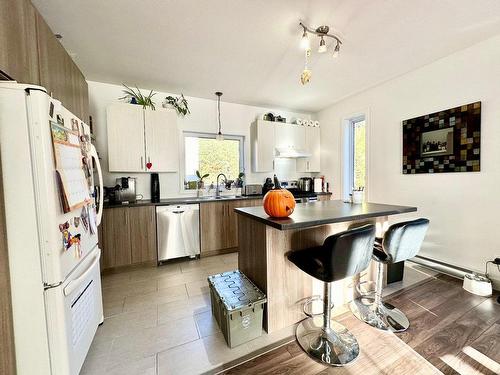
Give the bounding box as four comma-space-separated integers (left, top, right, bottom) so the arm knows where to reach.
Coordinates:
410, 256, 500, 293
409, 255, 472, 280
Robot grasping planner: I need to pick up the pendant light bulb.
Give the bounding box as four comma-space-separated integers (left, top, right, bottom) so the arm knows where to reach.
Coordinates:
333, 43, 340, 58
215, 91, 224, 141
300, 30, 310, 50
318, 36, 327, 53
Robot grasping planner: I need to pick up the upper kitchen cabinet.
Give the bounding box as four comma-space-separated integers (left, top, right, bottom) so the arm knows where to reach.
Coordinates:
275, 123, 306, 151
297, 126, 321, 172
107, 103, 145, 172
0, 0, 39, 83
107, 103, 179, 172
36, 13, 89, 121
251, 120, 275, 172
144, 108, 179, 172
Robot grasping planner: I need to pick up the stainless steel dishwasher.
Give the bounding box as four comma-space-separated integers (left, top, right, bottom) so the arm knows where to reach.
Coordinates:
156, 204, 200, 262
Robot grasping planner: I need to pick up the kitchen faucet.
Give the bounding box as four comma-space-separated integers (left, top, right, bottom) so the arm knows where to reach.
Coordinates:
216, 173, 227, 198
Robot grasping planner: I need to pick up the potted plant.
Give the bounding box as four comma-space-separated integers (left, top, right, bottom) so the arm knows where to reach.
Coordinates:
163, 94, 190, 116
119, 84, 156, 110
234, 172, 245, 188
196, 170, 209, 189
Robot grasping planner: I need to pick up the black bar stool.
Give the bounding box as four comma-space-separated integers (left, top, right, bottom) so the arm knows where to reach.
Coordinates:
287, 224, 376, 366
349, 218, 429, 332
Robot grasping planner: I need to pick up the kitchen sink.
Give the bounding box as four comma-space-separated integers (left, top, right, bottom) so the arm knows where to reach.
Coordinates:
196, 195, 241, 200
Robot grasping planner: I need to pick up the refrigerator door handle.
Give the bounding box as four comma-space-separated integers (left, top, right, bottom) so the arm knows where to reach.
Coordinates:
90, 145, 104, 226
64, 250, 101, 296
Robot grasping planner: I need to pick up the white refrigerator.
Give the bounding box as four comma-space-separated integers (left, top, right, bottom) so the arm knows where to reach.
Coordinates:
0, 82, 104, 375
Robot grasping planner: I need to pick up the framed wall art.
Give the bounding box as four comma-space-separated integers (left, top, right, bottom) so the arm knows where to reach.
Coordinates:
402, 101, 481, 174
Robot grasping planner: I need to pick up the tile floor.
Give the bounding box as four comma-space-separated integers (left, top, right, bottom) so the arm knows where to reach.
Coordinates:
80, 254, 438, 375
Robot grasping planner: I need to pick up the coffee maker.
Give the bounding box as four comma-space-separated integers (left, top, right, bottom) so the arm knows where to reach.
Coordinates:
114, 177, 137, 204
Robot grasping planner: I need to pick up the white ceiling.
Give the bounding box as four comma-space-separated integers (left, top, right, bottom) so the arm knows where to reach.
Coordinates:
32, 0, 500, 112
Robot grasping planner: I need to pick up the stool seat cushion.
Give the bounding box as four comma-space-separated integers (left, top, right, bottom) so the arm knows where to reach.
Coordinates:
287, 224, 376, 283
287, 246, 328, 281
381, 218, 429, 264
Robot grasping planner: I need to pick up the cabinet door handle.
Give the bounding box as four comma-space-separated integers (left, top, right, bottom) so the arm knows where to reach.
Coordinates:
148, 156, 151, 163
307, 161, 310, 171
140, 156, 144, 169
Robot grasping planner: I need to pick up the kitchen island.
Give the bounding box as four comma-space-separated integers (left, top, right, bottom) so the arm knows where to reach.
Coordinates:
234, 200, 417, 333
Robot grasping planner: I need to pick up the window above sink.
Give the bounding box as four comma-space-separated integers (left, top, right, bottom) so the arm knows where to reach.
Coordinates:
183, 132, 244, 190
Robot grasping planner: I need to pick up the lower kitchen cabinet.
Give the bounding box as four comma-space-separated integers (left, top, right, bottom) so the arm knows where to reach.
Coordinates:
100, 206, 156, 271
129, 206, 157, 264
200, 198, 261, 257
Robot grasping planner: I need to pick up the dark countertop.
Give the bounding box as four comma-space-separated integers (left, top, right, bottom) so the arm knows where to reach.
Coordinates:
103, 192, 332, 209
234, 200, 417, 230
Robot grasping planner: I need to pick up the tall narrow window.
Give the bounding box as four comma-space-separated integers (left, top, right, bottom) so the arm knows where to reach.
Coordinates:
343, 115, 366, 199
353, 119, 366, 190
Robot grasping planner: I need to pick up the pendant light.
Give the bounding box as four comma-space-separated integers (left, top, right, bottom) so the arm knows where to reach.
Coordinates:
215, 91, 224, 141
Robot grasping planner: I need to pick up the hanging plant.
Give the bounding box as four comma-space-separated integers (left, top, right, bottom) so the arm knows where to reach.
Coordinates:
163, 94, 190, 116
119, 84, 156, 110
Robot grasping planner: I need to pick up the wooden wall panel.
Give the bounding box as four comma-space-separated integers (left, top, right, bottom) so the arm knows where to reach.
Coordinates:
0, 0, 39, 83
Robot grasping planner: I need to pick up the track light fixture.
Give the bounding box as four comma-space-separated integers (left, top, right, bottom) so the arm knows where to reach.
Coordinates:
299, 22, 343, 84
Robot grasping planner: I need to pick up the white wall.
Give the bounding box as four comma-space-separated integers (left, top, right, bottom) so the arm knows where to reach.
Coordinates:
318, 34, 500, 280
88, 81, 312, 198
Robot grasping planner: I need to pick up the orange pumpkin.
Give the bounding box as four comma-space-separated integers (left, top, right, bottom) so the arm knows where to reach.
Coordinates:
263, 175, 296, 218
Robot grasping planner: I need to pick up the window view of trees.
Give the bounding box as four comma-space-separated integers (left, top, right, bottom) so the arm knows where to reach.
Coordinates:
184, 136, 241, 188
353, 120, 366, 189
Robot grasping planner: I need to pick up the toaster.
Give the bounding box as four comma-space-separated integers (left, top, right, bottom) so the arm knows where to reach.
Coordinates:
243, 184, 263, 196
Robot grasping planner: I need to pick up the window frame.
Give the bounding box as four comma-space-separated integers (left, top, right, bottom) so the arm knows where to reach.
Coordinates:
342, 114, 368, 201
180, 131, 245, 192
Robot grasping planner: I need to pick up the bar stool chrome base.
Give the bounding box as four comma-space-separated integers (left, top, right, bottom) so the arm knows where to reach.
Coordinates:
349, 296, 410, 332
296, 316, 360, 366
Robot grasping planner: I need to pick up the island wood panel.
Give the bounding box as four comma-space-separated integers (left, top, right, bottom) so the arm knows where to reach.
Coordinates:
0, 0, 39, 83
238, 215, 387, 333
237, 215, 268, 294
317, 194, 332, 201
0, 159, 16, 375
129, 206, 156, 264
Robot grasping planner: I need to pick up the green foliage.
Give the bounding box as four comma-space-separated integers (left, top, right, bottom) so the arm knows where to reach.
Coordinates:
353, 122, 366, 189
165, 94, 190, 116
195, 170, 209, 182
198, 139, 240, 182
119, 84, 156, 110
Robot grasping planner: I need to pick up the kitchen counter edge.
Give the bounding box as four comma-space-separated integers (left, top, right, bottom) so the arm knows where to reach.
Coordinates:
103, 192, 332, 209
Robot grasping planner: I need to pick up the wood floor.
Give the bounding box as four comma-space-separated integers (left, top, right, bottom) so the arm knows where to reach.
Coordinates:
221, 274, 500, 375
